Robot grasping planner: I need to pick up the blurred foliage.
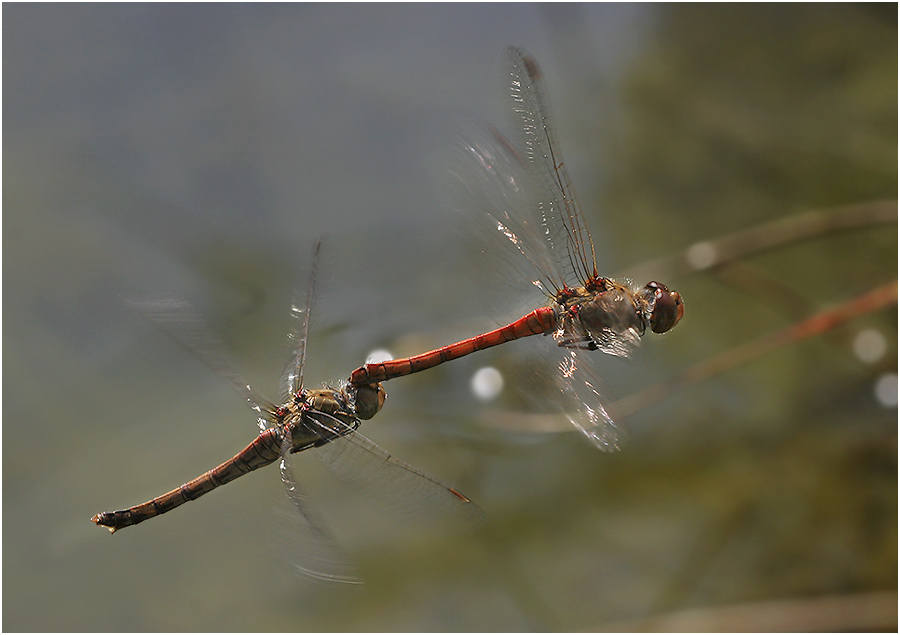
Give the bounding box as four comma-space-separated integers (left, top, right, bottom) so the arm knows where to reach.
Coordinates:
604, 4, 896, 245
562, 4, 899, 625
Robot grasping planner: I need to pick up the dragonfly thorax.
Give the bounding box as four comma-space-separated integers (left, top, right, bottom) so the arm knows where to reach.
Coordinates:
555, 279, 645, 355
279, 388, 360, 454
298, 388, 355, 424
553, 278, 683, 356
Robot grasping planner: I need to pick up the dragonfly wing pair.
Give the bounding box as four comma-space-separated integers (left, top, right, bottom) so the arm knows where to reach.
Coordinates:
444, 48, 654, 449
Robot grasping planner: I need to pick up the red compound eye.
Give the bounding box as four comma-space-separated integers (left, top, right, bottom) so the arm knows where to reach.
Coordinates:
644, 281, 684, 334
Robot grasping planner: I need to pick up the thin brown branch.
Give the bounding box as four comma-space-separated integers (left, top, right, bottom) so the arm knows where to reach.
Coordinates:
613, 280, 897, 418
621, 200, 897, 282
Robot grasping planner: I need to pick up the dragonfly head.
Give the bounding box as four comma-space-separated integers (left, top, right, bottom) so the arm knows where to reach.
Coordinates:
350, 382, 386, 420
641, 281, 684, 334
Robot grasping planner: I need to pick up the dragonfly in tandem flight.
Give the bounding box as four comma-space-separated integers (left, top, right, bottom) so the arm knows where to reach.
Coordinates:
350, 47, 683, 450
91, 241, 483, 584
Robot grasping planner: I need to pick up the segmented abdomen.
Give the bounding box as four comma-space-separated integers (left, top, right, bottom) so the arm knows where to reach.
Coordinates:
91, 426, 284, 533
349, 306, 557, 385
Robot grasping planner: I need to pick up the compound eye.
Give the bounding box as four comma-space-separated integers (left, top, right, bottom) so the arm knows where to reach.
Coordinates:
353, 383, 386, 420
645, 281, 684, 334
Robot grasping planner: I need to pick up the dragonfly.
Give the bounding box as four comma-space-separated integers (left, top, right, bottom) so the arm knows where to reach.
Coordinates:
350, 47, 684, 450
91, 241, 483, 583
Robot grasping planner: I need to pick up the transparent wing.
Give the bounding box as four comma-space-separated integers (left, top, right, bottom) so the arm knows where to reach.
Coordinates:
281, 238, 322, 401
504, 46, 599, 287
125, 296, 278, 431
303, 410, 485, 530
448, 120, 569, 298
492, 342, 626, 450
556, 349, 625, 451
278, 426, 363, 585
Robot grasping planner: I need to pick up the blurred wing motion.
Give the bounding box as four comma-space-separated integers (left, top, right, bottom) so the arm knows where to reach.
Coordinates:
279, 426, 363, 585
124, 296, 277, 430
100, 239, 483, 583
307, 410, 485, 529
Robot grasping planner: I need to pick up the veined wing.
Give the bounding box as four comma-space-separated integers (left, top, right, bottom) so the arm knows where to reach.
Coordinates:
556, 349, 624, 451
278, 426, 363, 585
504, 46, 599, 288
303, 410, 485, 529
126, 296, 278, 431
281, 238, 322, 401
448, 120, 568, 299
496, 342, 625, 450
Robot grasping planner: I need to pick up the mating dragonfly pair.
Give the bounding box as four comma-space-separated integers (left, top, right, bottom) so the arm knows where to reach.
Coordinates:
92, 47, 683, 583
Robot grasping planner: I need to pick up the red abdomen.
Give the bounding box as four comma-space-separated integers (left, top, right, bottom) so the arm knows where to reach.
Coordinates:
350, 306, 557, 385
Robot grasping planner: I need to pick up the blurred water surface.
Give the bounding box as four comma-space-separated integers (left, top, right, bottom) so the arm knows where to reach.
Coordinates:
4, 4, 896, 631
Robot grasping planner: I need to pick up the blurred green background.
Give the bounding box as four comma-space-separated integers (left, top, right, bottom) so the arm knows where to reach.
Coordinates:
4, 4, 896, 631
